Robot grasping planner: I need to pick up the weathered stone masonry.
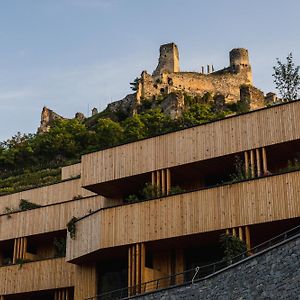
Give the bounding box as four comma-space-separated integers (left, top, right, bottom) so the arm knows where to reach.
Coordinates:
137, 43, 264, 109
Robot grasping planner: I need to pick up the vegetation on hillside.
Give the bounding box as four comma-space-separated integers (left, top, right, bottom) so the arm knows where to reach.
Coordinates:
0, 93, 245, 195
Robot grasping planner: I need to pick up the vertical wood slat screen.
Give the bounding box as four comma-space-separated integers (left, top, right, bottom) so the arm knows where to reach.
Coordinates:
151, 169, 171, 196
226, 226, 251, 251
128, 243, 145, 296
244, 147, 268, 178
13, 237, 27, 264
54, 288, 70, 300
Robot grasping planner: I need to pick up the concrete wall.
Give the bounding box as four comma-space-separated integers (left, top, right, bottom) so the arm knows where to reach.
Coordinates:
134, 235, 300, 299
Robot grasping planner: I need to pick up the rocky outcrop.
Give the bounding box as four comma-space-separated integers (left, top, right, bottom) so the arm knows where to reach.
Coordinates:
160, 92, 185, 118
106, 93, 136, 118
37, 107, 65, 134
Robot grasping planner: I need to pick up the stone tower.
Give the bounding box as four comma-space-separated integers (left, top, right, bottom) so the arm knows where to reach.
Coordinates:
152, 43, 180, 76
229, 48, 252, 83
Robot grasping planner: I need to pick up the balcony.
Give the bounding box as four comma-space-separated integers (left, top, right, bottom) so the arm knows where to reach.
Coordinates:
0, 195, 111, 241
0, 177, 95, 212
0, 257, 74, 295
67, 170, 300, 262
81, 101, 300, 193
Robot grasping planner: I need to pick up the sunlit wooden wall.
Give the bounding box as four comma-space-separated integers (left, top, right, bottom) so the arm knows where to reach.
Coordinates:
0, 258, 74, 295
67, 171, 300, 261
82, 101, 300, 187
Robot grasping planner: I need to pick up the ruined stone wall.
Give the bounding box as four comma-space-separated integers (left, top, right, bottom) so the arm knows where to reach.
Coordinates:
139, 68, 253, 103
152, 43, 180, 76
138, 45, 257, 104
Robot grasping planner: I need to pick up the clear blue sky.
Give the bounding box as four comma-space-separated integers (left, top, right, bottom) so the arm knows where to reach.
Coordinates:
0, 0, 299, 141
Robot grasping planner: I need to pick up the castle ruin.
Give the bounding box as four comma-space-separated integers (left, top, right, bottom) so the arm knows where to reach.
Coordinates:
136, 43, 264, 109
38, 43, 268, 132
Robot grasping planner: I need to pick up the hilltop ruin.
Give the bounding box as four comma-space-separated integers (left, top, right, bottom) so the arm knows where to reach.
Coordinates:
38, 43, 270, 133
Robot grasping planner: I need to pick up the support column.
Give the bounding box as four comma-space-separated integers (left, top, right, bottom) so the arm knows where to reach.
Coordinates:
161, 169, 166, 195
166, 169, 171, 195
238, 227, 243, 241
151, 172, 156, 187
245, 226, 251, 252
256, 148, 262, 177
232, 228, 237, 237
244, 151, 249, 178
262, 147, 268, 175
250, 150, 255, 178
156, 171, 160, 196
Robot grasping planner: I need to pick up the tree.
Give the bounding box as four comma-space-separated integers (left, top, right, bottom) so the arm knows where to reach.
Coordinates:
122, 114, 146, 142
273, 53, 300, 102
179, 103, 216, 128
94, 118, 124, 149
130, 77, 140, 91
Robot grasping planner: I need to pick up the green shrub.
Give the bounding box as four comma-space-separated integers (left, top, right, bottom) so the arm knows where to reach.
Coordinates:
220, 234, 247, 263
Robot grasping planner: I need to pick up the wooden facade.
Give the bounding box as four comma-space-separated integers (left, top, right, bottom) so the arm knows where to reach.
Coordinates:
0, 195, 115, 241
0, 178, 95, 212
0, 258, 74, 295
61, 163, 81, 180
74, 264, 97, 300
1, 101, 300, 299
67, 170, 300, 261
82, 101, 300, 188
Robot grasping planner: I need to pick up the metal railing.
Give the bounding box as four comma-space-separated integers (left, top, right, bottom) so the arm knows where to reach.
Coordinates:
87, 224, 300, 300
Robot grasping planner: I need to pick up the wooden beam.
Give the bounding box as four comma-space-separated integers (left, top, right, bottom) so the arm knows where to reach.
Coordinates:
128, 246, 132, 295
23, 237, 27, 260
156, 171, 160, 196
151, 172, 155, 187
244, 151, 249, 178
166, 169, 171, 195
136, 244, 141, 293
245, 226, 251, 252
131, 245, 135, 292
238, 227, 243, 241
16, 238, 20, 262
256, 148, 261, 177
13, 238, 17, 264
250, 150, 255, 178
161, 169, 166, 195
232, 227, 236, 237
262, 147, 268, 174
140, 243, 145, 285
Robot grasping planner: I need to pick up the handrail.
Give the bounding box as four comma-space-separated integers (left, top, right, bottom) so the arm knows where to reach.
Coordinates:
86, 224, 300, 300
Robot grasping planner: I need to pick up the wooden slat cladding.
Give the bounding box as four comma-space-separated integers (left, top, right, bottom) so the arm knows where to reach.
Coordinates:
61, 163, 81, 180
128, 243, 145, 295
0, 178, 95, 213
67, 171, 300, 261
0, 196, 110, 241
54, 288, 72, 300
82, 101, 300, 187
74, 264, 97, 300
0, 258, 74, 295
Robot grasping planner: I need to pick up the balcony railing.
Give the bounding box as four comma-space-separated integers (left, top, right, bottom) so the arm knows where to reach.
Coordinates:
86, 224, 300, 300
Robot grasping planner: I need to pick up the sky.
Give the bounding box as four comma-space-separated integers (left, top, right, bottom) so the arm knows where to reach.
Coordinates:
0, 0, 299, 141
